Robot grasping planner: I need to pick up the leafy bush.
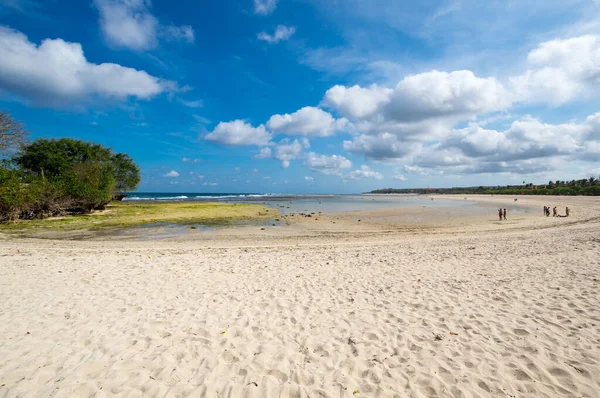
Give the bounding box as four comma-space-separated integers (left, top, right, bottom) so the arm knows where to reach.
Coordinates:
13, 138, 140, 195
61, 162, 116, 211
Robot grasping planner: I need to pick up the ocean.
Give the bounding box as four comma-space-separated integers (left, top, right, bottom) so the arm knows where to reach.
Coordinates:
123, 192, 486, 215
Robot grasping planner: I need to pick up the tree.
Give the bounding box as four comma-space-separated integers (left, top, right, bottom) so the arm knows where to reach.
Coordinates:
13, 138, 140, 194
13, 138, 112, 177
111, 153, 141, 193
0, 110, 28, 154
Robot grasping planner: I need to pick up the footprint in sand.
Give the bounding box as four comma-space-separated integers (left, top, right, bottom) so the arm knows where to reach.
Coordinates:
267, 369, 288, 383
165, 371, 182, 387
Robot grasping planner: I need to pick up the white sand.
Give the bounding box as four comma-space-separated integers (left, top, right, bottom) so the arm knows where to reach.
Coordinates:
1, 195, 599, 397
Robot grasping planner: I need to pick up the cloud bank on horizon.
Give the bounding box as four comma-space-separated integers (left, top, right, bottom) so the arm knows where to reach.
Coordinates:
0, 0, 599, 193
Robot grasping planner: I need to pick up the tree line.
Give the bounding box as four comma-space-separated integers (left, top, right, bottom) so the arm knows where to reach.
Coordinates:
1, 110, 140, 222
370, 178, 600, 196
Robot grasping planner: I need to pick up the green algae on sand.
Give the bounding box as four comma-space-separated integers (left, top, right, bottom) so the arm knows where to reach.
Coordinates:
0, 201, 278, 233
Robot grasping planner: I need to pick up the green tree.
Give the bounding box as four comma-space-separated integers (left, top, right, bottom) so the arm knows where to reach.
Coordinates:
62, 161, 116, 211
111, 153, 141, 193
13, 138, 140, 194
13, 138, 112, 177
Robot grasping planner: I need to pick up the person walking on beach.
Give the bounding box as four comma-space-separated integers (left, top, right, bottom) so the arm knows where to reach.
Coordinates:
498, 208, 503, 221
503, 208, 507, 220
553, 207, 558, 217
544, 206, 547, 215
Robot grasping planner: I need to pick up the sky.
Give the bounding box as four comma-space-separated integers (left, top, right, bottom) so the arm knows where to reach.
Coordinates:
1, 0, 599, 194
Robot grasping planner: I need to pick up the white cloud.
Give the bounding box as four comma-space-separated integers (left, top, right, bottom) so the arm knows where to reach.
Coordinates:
322, 69, 511, 156
510, 35, 600, 105
163, 170, 180, 177
193, 115, 211, 124
178, 98, 203, 108
274, 138, 304, 168
304, 176, 314, 183
385, 70, 510, 123
254, 0, 277, 15
182, 157, 200, 163
0, 26, 172, 107
343, 133, 414, 161
393, 174, 407, 181
94, 0, 194, 51
161, 24, 195, 43
404, 112, 600, 175
322, 72, 509, 128
346, 165, 383, 180
304, 152, 352, 175
205, 120, 271, 146
254, 147, 272, 159
323, 84, 392, 119
267, 106, 348, 137
258, 25, 296, 44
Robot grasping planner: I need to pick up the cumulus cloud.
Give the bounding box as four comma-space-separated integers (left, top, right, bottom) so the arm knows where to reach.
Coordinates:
205, 120, 271, 146
404, 112, 600, 175
304, 152, 352, 175
274, 138, 304, 168
322, 69, 512, 160
510, 35, 600, 105
385, 70, 510, 123
304, 176, 314, 183
206, 33, 600, 179
393, 174, 407, 181
343, 132, 414, 161
94, 0, 194, 51
254, 0, 277, 15
254, 147, 272, 159
163, 170, 179, 177
345, 165, 383, 180
0, 26, 173, 107
323, 84, 392, 119
267, 106, 347, 137
258, 25, 295, 44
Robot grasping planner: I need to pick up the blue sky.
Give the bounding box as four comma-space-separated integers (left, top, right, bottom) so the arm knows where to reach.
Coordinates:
1, 0, 599, 193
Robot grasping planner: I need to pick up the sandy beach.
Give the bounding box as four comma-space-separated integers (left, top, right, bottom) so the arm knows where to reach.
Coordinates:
1, 195, 599, 397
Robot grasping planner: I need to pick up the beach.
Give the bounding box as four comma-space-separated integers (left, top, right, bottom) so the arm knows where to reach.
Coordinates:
0, 195, 599, 397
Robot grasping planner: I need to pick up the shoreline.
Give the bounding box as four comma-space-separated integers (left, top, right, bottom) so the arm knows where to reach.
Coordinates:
0, 194, 593, 241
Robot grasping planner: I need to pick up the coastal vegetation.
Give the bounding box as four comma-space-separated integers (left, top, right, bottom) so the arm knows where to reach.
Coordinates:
1, 135, 141, 222
370, 178, 600, 196
0, 110, 277, 230
0, 201, 276, 232
1, 110, 142, 222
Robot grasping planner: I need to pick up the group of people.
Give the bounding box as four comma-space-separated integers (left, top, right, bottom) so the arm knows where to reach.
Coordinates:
544, 206, 570, 217
498, 208, 507, 220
